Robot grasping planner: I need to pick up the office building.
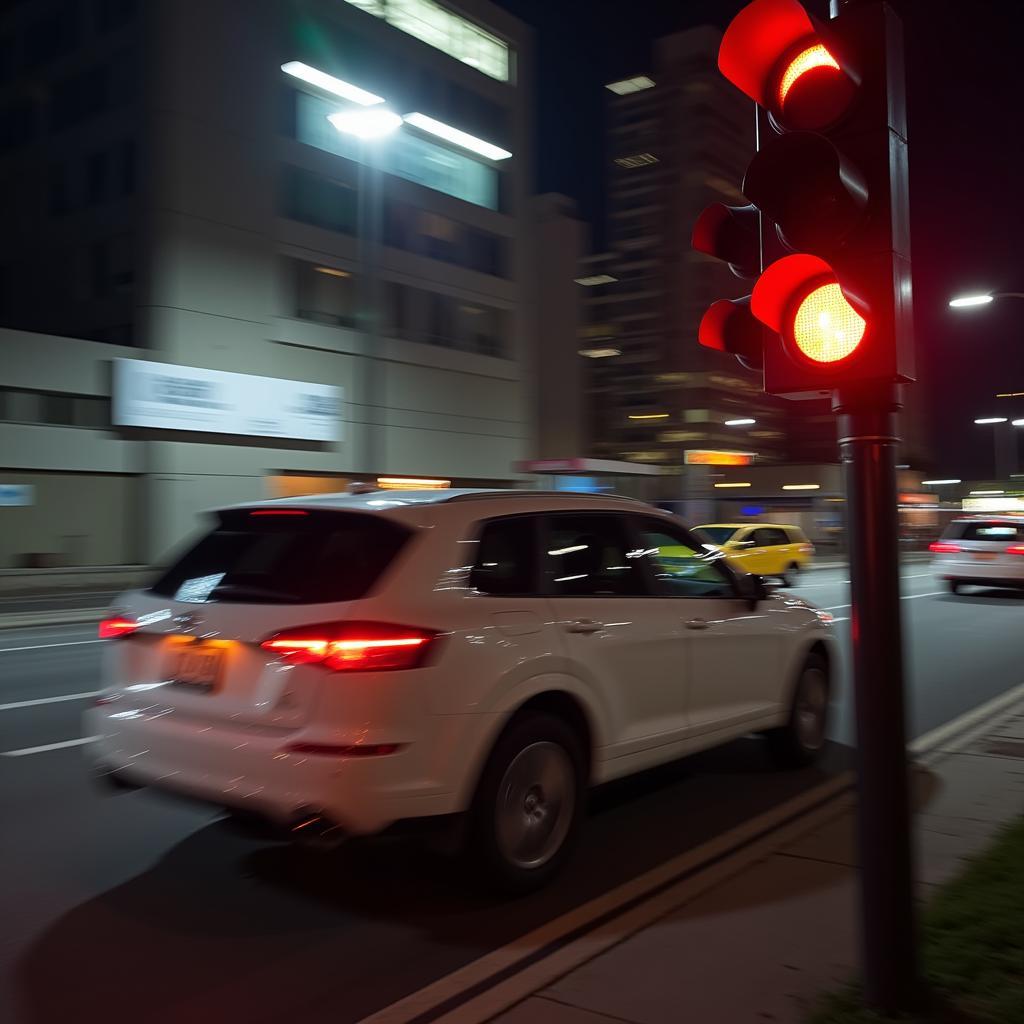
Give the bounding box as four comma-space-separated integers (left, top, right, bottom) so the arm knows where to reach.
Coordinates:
0, 0, 532, 566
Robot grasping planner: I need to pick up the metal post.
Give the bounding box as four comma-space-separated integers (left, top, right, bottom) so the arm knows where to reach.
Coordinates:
833, 382, 920, 1012
358, 142, 382, 478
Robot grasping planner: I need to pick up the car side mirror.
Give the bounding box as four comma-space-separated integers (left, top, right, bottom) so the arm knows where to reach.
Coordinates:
736, 572, 769, 608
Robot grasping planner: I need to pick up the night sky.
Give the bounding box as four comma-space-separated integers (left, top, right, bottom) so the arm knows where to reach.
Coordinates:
497, 0, 1024, 479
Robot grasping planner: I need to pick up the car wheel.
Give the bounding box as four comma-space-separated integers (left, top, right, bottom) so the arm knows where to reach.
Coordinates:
766, 653, 829, 768
469, 712, 585, 894
781, 563, 800, 587
948, 579, 961, 594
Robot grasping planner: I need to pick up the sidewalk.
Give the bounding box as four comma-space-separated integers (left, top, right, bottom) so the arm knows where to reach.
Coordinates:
487, 690, 1024, 1024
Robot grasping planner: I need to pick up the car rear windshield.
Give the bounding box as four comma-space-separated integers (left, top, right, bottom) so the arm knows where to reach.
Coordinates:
692, 527, 739, 546
945, 521, 1024, 543
150, 510, 411, 604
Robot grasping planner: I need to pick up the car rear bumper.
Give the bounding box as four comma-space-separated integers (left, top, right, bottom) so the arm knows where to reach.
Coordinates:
85, 704, 467, 834
934, 557, 1024, 585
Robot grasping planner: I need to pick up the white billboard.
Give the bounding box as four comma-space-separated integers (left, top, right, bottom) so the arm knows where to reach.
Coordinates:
113, 359, 341, 442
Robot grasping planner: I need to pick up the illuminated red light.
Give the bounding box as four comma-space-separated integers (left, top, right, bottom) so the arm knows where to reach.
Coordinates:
261, 623, 435, 672
98, 616, 139, 639
778, 43, 840, 104
1006, 545, 1024, 556
929, 542, 961, 554
790, 282, 866, 364
284, 742, 404, 757
250, 509, 309, 517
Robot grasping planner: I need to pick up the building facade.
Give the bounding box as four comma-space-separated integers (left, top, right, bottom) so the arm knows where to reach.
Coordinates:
582, 25, 840, 473
0, 0, 533, 567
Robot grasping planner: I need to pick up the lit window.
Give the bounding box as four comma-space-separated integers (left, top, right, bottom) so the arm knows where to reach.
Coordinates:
615, 153, 659, 168
606, 75, 655, 95
338, 0, 511, 82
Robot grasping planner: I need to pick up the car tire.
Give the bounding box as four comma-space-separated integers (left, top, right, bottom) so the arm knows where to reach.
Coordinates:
468, 711, 586, 895
766, 653, 830, 769
948, 579, 961, 594
781, 563, 800, 587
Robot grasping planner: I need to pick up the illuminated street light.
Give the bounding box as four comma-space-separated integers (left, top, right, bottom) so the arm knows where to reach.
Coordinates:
949, 290, 1024, 309
281, 61, 386, 105
328, 108, 403, 139
403, 112, 512, 160
724, 418, 756, 426
921, 479, 961, 486
974, 417, 1007, 425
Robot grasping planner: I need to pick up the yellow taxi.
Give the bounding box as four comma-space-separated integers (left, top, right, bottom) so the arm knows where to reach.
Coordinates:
691, 523, 814, 585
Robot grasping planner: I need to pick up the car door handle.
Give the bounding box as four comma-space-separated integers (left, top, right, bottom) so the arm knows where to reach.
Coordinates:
564, 619, 603, 634
685, 618, 710, 631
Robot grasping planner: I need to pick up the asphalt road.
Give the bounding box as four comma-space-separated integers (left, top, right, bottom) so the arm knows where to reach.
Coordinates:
0, 566, 1021, 1024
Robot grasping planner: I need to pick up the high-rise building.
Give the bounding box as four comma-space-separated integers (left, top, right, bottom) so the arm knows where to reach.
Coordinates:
583, 26, 799, 470
0, 0, 533, 566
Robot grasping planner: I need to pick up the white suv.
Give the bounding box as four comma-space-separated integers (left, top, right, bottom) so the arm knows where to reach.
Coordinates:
88, 489, 837, 890
930, 515, 1024, 593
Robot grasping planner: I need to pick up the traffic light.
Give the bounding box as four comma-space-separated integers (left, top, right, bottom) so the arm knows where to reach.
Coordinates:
692, 0, 912, 399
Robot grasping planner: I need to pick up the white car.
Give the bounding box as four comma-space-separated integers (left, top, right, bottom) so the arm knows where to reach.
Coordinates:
930, 515, 1024, 593
88, 489, 837, 890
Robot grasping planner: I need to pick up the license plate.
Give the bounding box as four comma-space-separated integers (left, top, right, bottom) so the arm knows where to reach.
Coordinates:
169, 643, 225, 691
974, 552, 997, 562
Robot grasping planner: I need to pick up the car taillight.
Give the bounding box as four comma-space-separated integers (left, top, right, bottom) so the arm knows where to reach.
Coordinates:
261, 622, 436, 672
98, 616, 139, 639
799, 543, 814, 554
1006, 545, 1024, 556
929, 542, 961, 554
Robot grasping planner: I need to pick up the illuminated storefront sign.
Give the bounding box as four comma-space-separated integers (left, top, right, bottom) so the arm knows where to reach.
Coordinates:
684, 450, 755, 466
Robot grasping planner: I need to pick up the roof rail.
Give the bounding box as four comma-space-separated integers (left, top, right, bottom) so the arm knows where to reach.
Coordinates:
441, 490, 648, 505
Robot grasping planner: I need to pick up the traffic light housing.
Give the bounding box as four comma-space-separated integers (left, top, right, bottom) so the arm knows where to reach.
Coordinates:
692, 0, 912, 399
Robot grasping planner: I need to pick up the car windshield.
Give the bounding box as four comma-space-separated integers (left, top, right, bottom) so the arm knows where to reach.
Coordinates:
150, 509, 411, 604
948, 521, 1024, 542
692, 526, 740, 546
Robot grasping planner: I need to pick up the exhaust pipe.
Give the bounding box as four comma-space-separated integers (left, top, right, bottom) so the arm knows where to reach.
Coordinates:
290, 809, 349, 850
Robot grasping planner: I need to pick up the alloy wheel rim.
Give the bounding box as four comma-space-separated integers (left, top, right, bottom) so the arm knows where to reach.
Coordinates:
795, 667, 827, 751
495, 741, 575, 870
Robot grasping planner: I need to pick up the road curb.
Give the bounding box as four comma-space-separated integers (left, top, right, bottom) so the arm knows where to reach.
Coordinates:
0, 608, 106, 631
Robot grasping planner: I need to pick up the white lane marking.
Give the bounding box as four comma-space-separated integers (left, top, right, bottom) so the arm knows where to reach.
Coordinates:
0, 691, 102, 712
798, 572, 932, 589
2, 736, 100, 757
0, 639, 105, 654
824, 589, 948, 612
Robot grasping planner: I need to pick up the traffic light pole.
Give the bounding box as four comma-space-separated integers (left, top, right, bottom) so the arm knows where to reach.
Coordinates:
833, 382, 920, 1012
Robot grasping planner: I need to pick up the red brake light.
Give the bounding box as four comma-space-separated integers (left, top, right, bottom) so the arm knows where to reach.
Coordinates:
261, 622, 436, 672
929, 542, 961, 554
98, 616, 139, 639
250, 509, 309, 517
1006, 545, 1024, 556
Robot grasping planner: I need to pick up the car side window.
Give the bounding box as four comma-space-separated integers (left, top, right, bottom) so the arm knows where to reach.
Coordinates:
470, 515, 539, 595
754, 528, 787, 547
633, 519, 735, 598
545, 514, 650, 597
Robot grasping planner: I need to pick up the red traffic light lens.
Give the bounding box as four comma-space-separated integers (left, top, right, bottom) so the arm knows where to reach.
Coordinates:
778, 43, 840, 104
791, 282, 865, 363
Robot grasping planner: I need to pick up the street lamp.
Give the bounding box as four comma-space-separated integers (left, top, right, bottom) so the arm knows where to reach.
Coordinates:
724, 418, 756, 426
948, 291, 1024, 309
328, 108, 402, 478
973, 416, 1016, 480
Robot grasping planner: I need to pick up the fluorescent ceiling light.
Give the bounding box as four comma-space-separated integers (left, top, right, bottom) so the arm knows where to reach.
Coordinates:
403, 112, 511, 160
714, 482, 751, 489
578, 347, 621, 358
949, 293, 993, 308
281, 61, 385, 106
970, 489, 1005, 496
974, 417, 1008, 425
724, 418, 756, 426
628, 413, 669, 420
574, 274, 618, 286
997, 391, 1024, 398
606, 75, 656, 95
328, 108, 403, 139
1013, 419, 1024, 427
315, 266, 350, 278
782, 483, 820, 491
921, 479, 961, 485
